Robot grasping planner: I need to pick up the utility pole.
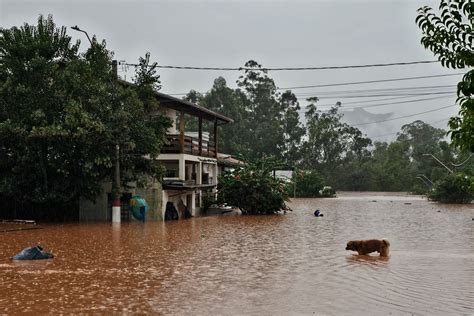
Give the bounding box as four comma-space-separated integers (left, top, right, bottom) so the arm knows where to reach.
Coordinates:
293, 170, 296, 198
111, 60, 121, 223
71, 27, 121, 223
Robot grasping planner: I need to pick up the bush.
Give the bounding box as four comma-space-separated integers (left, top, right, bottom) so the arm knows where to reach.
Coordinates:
290, 169, 325, 197
411, 183, 430, 195
217, 156, 289, 215
427, 173, 473, 204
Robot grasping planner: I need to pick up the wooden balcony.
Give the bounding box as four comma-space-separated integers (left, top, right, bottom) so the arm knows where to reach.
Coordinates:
161, 134, 217, 158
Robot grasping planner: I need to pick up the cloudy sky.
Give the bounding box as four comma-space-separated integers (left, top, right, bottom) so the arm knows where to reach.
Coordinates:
0, 0, 462, 141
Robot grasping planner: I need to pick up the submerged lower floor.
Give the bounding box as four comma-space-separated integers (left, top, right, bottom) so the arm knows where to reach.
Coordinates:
79, 180, 216, 222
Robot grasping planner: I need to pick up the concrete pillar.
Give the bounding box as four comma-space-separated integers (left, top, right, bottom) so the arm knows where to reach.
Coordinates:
179, 111, 185, 153
198, 116, 203, 156
212, 163, 218, 200
197, 162, 202, 185
214, 163, 218, 186
191, 191, 196, 216
179, 156, 185, 180
161, 190, 168, 221
213, 118, 218, 158
197, 189, 202, 213
112, 203, 121, 223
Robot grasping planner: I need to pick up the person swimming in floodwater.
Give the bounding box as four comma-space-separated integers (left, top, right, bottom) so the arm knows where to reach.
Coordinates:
314, 209, 324, 217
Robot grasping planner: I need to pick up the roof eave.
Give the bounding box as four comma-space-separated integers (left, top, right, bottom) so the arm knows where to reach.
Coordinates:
118, 79, 233, 124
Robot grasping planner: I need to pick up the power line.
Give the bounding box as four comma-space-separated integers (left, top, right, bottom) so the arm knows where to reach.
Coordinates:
292, 84, 456, 96
164, 74, 462, 96
279, 73, 463, 90
167, 87, 452, 97
338, 95, 454, 110
293, 86, 455, 98
307, 94, 454, 108
215, 91, 456, 108
246, 90, 456, 104
121, 60, 440, 72
312, 94, 425, 106
351, 104, 456, 127
294, 91, 455, 99
168, 88, 456, 100
297, 95, 455, 112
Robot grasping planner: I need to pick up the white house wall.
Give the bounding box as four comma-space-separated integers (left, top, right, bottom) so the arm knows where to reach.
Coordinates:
159, 153, 218, 219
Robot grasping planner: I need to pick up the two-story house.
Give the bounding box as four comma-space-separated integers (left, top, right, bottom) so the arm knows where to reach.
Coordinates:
79, 85, 233, 221
155, 91, 233, 219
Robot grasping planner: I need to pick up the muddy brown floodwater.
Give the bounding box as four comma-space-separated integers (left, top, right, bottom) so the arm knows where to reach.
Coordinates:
0, 192, 473, 314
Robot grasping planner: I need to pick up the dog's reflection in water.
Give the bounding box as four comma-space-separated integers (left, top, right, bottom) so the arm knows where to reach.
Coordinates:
346, 254, 390, 265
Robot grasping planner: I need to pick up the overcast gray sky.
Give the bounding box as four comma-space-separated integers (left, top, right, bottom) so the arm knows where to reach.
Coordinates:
0, 0, 462, 141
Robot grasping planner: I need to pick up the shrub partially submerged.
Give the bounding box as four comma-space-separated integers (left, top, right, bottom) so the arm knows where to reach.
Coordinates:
289, 169, 324, 197
217, 156, 290, 215
286, 169, 335, 198
427, 173, 473, 204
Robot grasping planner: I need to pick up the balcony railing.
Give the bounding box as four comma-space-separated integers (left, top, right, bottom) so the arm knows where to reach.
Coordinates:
161, 134, 216, 158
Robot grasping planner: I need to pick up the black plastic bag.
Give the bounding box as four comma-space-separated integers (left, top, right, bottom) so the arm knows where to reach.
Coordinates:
11, 245, 54, 260
165, 202, 179, 221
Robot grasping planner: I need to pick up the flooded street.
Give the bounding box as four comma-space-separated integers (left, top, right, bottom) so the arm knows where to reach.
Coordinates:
0, 192, 473, 314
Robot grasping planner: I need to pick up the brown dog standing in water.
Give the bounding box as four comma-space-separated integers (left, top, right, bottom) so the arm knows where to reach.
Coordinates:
345, 239, 390, 257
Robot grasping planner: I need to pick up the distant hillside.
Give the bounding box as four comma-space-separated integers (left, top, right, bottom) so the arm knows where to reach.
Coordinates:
339, 108, 396, 142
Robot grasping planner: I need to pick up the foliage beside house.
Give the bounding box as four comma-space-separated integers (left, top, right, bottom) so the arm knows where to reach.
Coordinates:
0, 15, 170, 219
217, 156, 290, 215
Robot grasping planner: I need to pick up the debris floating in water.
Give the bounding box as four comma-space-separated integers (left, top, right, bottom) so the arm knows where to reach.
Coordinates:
11, 245, 54, 260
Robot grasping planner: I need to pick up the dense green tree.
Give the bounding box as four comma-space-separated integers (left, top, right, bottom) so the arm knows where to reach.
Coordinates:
183, 62, 304, 163
181, 74, 468, 197
397, 120, 446, 152
303, 100, 345, 171
279, 90, 305, 166
183, 89, 203, 104
236, 60, 285, 160
396, 120, 451, 183
383, 141, 414, 190
176, 65, 470, 198
194, 77, 248, 155
450, 150, 474, 177
217, 156, 289, 214
417, 0, 473, 151
182, 89, 202, 131
302, 100, 371, 186
334, 126, 373, 190
0, 15, 170, 205
290, 169, 324, 198
427, 172, 473, 203
120, 52, 171, 188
